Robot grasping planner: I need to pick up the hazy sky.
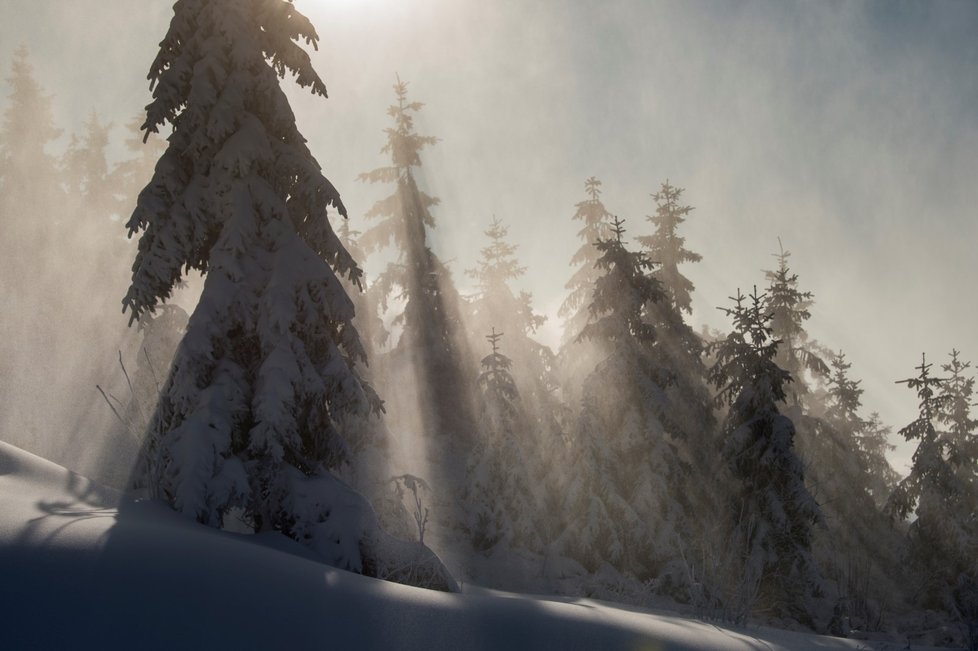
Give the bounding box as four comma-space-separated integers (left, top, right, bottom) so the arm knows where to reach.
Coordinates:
2, 0, 976, 472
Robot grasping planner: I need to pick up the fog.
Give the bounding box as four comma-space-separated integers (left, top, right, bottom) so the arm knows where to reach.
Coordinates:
1, 1, 976, 480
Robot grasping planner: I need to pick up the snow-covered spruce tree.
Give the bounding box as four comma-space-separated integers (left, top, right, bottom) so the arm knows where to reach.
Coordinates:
461, 329, 542, 554
633, 181, 714, 468
889, 352, 978, 634
707, 287, 821, 625
121, 1, 450, 583
629, 181, 718, 603
560, 218, 690, 585
358, 77, 474, 441
637, 180, 701, 316
763, 241, 828, 405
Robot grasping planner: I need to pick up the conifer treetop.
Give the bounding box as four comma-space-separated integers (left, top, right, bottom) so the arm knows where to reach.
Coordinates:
887, 352, 952, 520
579, 216, 666, 346
826, 350, 866, 428
637, 179, 701, 315
357, 76, 439, 255
763, 239, 829, 396
478, 328, 520, 420
938, 349, 978, 468
765, 241, 811, 341
124, 0, 357, 324
486, 327, 503, 356
559, 176, 615, 322
708, 286, 792, 409
466, 217, 525, 292
896, 353, 948, 427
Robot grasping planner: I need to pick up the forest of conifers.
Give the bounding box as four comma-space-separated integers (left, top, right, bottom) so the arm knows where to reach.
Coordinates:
0, 2, 975, 648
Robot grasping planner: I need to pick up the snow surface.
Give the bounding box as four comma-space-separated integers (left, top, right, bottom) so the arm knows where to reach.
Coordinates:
0, 441, 931, 650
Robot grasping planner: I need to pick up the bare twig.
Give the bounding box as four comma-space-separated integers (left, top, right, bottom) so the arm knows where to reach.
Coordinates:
143, 348, 162, 396
96, 384, 127, 427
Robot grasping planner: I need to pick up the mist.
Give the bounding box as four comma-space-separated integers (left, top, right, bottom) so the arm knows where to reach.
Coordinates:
1, 0, 977, 644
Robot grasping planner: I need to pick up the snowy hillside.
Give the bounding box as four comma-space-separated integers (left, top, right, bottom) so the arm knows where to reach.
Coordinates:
0, 441, 927, 651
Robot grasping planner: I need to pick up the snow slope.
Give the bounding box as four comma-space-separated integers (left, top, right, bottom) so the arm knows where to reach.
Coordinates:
0, 441, 920, 650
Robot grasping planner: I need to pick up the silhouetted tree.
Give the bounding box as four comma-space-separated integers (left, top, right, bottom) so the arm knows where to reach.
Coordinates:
708, 287, 821, 624
887, 354, 949, 524
561, 218, 689, 581
936, 350, 978, 647
124, 0, 384, 572
889, 352, 978, 635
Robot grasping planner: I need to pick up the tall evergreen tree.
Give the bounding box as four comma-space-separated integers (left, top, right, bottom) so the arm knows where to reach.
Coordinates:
463, 329, 541, 553
124, 0, 384, 572
939, 350, 978, 475
637, 180, 701, 316
559, 176, 614, 344
763, 241, 828, 404
938, 351, 978, 648
708, 287, 821, 623
887, 353, 949, 524
890, 352, 978, 629
358, 76, 473, 440
560, 218, 689, 581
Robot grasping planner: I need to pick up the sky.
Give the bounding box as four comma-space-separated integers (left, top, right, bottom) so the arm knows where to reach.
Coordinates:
1, 0, 976, 472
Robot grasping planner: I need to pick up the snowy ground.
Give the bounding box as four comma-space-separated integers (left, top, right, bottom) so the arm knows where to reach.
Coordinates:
0, 441, 935, 650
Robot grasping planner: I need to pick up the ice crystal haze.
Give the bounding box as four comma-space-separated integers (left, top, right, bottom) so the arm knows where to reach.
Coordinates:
123, 0, 384, 570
